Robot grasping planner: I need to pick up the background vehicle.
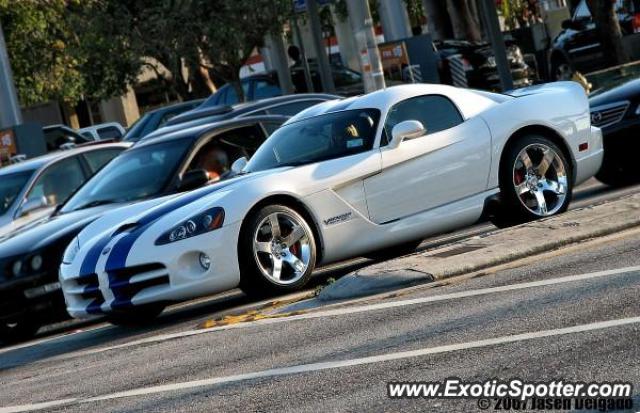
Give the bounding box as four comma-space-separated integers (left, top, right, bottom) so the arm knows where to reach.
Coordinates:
435, 39, 534, 90
0, 143, 128, 238
550, 0, 640, 80
589, 76, 640, 186
0, 115, 287, 342
123, 99, 204, 143
202, 64, 363, 107
150, 94, 339, 139
78, 122, 126, 142
42, 125, 91, 151
60, 83, 603, 324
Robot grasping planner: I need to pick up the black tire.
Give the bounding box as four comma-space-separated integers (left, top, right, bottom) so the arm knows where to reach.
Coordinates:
105, 303, 166, 327
239, 204, 317, 297
0, 317, 40, 344
595, 144, 640, 187
595, 162, 637, 187
363, 239, 422, 260
491, 135, 573, 228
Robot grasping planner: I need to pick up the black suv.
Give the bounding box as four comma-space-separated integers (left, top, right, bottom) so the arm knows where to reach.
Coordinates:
550, 0, 640, 80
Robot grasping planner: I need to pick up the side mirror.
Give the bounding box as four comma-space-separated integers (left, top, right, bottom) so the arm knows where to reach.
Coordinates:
19, 196, 49, 217
389, 120, 426, 149
231, 156, 248, 174
177, 169, 209, 192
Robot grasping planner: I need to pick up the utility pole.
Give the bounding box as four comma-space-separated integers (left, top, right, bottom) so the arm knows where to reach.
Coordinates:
347, 0, 385, 93
291, 13, 315, 93
306, 0, 336, 93
478, 0, 514, 91
0, 22, 22, 128
265, 32, 295, 95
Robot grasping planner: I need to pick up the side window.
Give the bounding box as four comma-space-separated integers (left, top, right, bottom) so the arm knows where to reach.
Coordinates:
574, 0, 591, 20
83, 148, 125, 173
97, 126, 123, 140
383, 95, 463, 145
26, 157, 86, 206
267, 100, 323, 117
253, 80, 282, 100
80, 131, 95, 141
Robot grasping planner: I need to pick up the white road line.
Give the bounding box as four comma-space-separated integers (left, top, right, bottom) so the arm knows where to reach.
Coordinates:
3, 315, 640, 413
40, 265, 640, 363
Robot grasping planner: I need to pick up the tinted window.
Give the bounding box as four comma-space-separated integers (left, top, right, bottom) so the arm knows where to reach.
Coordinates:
97, 126, 123, 140
0, 171, 32, 215
83, 148, 125, 173
383, 95, 463, 145
246, 109, 380, 172
261, 121, 283, 135
27, 157, 85, 207
267, 100, 323, 117
333, 67, 362, 87
62, 139, 192, 212
254, 79, 282, 99
123, 113, 152, 142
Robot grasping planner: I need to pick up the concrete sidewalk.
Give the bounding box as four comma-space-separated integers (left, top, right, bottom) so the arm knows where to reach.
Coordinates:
318, 192, 640, 301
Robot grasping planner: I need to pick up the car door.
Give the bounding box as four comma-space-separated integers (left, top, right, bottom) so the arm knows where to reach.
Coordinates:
363, 95, 491, 224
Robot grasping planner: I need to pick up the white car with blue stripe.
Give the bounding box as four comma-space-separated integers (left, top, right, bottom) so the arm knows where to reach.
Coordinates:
60, 83, 603, 323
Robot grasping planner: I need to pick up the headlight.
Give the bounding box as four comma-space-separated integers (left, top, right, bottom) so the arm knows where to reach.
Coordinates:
30, 255, 43, 271
155, 207, 225, 245
63, 237, 80, 264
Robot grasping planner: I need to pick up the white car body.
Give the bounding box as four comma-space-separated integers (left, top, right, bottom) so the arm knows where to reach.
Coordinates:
60, 83, 603, 317
78, 122, 126, 141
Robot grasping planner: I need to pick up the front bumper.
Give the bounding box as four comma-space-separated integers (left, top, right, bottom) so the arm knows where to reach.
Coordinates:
0, 272, 67, 323
60, 221, 242, 318
574, 126, 604, 185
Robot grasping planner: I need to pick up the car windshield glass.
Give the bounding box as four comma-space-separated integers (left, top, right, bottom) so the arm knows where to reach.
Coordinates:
61, 138, 192, 212
245, 108, 380, 172
0, 171, 32, 215
123, 112, 151, 142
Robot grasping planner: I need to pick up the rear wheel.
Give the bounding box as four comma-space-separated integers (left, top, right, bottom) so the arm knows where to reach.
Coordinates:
492, 135, 572, 228
0, 317, 40, 344
105, 303, 166, 327
239, 205, 317, 297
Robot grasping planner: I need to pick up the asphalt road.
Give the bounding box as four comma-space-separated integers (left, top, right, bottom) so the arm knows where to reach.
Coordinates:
0, 179, 639, 412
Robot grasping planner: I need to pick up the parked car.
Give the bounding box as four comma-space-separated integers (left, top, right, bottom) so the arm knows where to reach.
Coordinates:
123, 99, 204, 143
0, 115, 288, 342
78, 122, 126, 142
42, 125, 92, 151
0, 143, 128, 238
589, 76, 640, 185
60, 83, 603, 324
550, 0, 640, 80
201, 64, 363, 107
151, 94, 339, 139
434, 39, 534, 90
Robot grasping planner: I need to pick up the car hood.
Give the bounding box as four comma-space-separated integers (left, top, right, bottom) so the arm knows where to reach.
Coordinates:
77, 171, 272, 245
589, 78, 640, 106
0, 205, 120, 258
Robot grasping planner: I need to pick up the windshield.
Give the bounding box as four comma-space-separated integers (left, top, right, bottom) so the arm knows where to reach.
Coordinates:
122, 112, 151, 142
0, 171, 33, 215
61, 138, 192, 212
245, 109, 380, 172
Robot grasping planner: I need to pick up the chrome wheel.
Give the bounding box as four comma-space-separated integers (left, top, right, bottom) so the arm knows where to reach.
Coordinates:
513, 143, 568, 217
253, 212, 312, 285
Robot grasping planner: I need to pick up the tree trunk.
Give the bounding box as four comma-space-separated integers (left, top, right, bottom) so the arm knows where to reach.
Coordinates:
447, 0, 482, 42
422, 0, 453, 40
586, 0, 629, 66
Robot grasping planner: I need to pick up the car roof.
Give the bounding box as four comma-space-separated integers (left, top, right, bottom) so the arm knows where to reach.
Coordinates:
146, 98, 206, 116
0, 142, 130, 175
134, 114, 289, 149
167, 93, 340, 127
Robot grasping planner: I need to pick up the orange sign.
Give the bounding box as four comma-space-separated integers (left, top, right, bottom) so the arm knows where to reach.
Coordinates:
0, 129, 17, 162
379, 42, 410, 81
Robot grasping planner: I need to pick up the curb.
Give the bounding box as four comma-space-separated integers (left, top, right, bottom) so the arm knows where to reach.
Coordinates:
318, 192, 640, 301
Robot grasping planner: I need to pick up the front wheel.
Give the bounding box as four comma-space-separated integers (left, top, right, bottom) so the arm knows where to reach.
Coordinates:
239, 205, 317, 297
491, 136, 572, 228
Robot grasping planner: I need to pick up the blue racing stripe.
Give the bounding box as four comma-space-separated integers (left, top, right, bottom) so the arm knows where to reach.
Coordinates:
79, 235, 111, 277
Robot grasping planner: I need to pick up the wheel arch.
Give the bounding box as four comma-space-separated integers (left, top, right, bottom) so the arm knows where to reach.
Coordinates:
238, 194, 325, 263
500, 125, 576, 184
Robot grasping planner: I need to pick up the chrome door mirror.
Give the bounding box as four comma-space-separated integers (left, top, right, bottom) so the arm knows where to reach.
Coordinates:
389, 120, 426, 149
19, 196, 49, 217
231, 156, 248, 174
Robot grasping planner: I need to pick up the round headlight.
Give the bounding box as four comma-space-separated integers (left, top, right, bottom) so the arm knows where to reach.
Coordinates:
199, 253, 211, 270
31, 255, 43, 271
63, 237, 80, 264
169, 226, 187, 242
12, 260, 22, 277
186, 220, 197, 234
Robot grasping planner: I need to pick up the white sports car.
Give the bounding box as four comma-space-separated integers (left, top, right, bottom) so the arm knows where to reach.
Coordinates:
60, 83, 603, 322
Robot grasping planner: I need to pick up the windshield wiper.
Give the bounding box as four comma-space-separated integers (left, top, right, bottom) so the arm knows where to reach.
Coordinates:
72, 199, 119, 211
